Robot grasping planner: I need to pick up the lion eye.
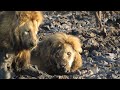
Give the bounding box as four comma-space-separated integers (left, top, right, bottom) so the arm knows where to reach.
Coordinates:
67, 52, 71, 56
24, 31, 29, 35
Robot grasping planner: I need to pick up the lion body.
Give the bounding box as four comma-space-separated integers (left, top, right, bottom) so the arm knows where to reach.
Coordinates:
0, 11, 43, 78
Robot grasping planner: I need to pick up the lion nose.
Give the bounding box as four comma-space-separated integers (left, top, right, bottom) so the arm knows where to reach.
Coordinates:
61, 64, 65, 68
61, 67, 66, 72
60, 64, 69, 73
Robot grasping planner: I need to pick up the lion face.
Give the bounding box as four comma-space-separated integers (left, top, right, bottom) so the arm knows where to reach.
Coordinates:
19, 20, 39, 50
52, 43, 76, 74
13, 11, 42, 50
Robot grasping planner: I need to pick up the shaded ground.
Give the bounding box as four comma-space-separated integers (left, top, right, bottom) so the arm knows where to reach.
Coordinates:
2, 11, 120, 79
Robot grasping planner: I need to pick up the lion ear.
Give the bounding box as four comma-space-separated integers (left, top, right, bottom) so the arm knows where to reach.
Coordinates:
15, 11, 21, 19
16, 11, 20, 15
16, 11, 21, 15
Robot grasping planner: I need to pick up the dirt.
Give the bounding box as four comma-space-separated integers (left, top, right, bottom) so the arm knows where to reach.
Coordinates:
0, 11, 120, 79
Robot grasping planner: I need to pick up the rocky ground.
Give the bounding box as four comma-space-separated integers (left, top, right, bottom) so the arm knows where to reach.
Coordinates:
4, 11, 120, 79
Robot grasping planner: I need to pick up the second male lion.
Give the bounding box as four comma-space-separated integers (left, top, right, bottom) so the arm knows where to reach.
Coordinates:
31, 32, 83, 75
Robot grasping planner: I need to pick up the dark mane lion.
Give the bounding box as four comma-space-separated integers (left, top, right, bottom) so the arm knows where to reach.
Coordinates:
32, 32, 82, 75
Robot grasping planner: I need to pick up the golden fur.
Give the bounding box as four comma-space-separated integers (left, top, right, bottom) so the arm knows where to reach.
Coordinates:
0, 11, 43, 73
31, 32, 82, 75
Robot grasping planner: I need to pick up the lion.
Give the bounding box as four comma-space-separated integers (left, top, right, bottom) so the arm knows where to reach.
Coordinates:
0, 11, 43, 78
31, 32, 83, 75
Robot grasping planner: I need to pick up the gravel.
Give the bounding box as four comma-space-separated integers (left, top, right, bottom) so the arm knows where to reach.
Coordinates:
1, 11, 120, 79
36, 11, 120, 79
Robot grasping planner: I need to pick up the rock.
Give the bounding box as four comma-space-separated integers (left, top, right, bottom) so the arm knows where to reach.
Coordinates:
87, 38, 99, 47
92, 50, 101, 56
87, 57, 93, 62
103, 61, 109, 65
91, 64, 99, 74
89, 32, 96, 38
105, 53, 116, 61
83, 50, 89, 57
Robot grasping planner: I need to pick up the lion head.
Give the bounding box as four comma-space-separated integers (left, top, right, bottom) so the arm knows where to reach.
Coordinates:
32, 32, 82, 75
49, 33, 82, 74
11, 11, 43, 51
51, 43, 76, 74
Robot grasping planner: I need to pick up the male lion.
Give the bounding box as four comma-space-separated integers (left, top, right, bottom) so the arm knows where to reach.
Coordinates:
31, 32, 83, 75
0, 11, 43, 79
